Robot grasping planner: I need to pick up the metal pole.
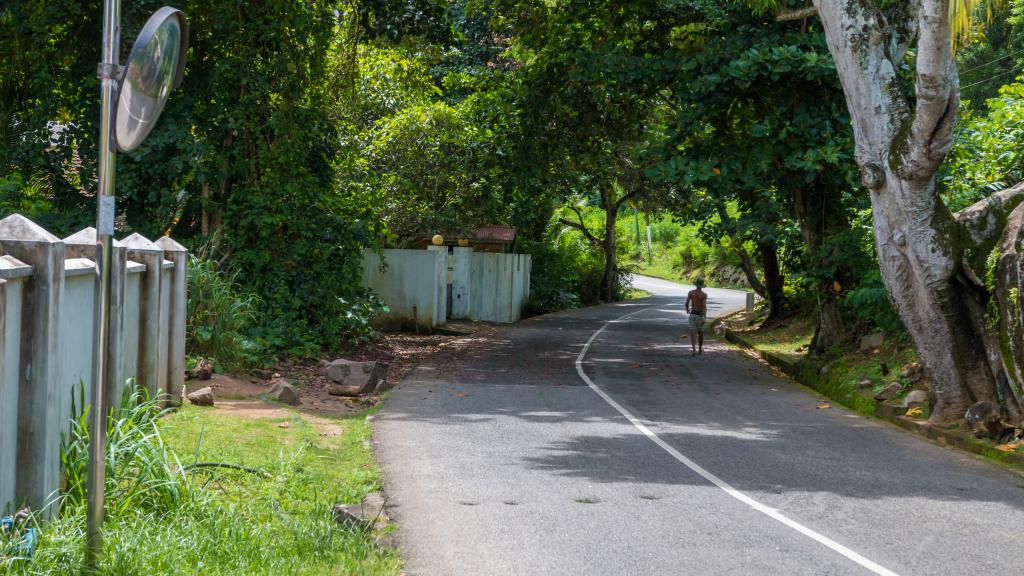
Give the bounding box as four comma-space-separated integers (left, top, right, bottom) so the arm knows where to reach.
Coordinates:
86, 0, 119, 569
643, 213, 651, 262
633, 205, 640, 243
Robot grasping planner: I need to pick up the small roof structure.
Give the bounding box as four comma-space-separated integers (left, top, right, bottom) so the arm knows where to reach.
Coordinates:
416, 225, 517, 253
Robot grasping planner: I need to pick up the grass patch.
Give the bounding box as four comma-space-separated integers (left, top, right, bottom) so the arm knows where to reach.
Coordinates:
729, 309, 919, 416
623, 288, 651, 300
735, 313, 816, 364
632, 258, 683, 283
2, 397, 399, 576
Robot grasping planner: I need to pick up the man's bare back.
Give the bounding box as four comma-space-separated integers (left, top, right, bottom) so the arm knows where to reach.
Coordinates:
687, 289, 707, 313
684, 279, 708, 355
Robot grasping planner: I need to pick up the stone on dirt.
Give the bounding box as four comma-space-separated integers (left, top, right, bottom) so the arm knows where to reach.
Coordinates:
332, 492, 388, 532
873, 382, 901, 401
188, 358, 214, 380
899, 362, 924, 383
858, 332, 884, 352
902, 390, 928, 408
187, 386, 214, 406
965, 400, 1014, 439
250, 368, 273, 381
857, 378, 873, 390
326, 360, 389, 396
268, 381, 301, 405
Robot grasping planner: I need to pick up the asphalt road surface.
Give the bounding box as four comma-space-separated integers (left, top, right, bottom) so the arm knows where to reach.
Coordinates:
375, 274, 1024, 576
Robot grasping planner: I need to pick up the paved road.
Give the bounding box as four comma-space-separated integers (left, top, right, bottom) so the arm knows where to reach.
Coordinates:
375, 275, 1024, 575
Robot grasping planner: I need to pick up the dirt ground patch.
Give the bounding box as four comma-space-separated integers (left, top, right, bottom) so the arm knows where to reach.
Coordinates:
185, 325, 499, 420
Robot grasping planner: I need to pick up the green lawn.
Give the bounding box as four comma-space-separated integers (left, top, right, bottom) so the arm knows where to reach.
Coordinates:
2, 403, 400, 576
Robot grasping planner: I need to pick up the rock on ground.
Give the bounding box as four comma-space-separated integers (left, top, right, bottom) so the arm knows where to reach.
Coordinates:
965, 400, 1014, 439
873, 382, 901, 401
188, 359, 214, 380
900, 362, 924, 383
902, 390, 928, 408
187, 386, 215, 406
326, 359, 389, 396
268, 380, 301, 405
332, 492, 388, 532
858, 332, 884, 352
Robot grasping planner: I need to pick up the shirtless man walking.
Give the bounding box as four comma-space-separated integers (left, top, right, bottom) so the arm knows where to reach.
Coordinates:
685, 278, 708, 356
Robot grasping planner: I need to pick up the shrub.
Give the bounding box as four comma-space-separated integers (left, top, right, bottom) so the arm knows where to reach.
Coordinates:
841, 269, 904, 335
332, 292, 390, 346
60, 386, 193, 516
186, 254, 261, 370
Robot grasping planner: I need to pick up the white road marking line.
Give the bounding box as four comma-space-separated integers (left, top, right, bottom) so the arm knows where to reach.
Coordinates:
575, 306, 901, 576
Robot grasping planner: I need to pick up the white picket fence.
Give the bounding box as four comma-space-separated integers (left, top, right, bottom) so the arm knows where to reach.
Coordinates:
0, 214, 187, 515
361, 247, 531, 329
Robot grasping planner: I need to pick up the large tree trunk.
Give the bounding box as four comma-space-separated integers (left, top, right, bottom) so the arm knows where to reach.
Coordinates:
792, 186, 850, 353
760, 241, 786, 320
813, 0, 1024, 425
715, 203, 768, 298
602, 206, 618, 302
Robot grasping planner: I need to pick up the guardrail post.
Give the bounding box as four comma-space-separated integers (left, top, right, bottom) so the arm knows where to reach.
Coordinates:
121, 234, 163, 401
154, 237, 187, 406
0, 255, 32, 514
0, 214, 64, 515
65, 227, 130, 410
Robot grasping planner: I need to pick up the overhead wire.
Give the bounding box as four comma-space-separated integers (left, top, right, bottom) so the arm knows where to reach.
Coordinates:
959, 45, 1024, 75
961, 66, 1022, 90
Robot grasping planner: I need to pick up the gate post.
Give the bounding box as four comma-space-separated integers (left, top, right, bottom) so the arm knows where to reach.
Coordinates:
121, 234, 163, 401
0, 215, 65, 515
451, 247, 472, 320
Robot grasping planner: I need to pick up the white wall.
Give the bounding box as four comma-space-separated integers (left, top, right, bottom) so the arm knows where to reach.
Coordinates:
120, 266, 143, 400
0, 215, 187, 513
0, 256, 29, 514
363, 248, 531, 328
59, 259, 97, 439
362, 249, 446, 329
469, 252, 532, 323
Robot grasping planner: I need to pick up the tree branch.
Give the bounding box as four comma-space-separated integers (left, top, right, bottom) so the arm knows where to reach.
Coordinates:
558, 205, 603, 247
955, 182, 1024, 259
776, 6, 817, 21
812, 0, 917, 166
903, 0, 959, 179
715, 203, 768, 298
614, 188, 641, 211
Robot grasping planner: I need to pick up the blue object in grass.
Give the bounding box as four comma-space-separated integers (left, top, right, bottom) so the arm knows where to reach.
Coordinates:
15, 527, 38, 557
2, 516, 37, 558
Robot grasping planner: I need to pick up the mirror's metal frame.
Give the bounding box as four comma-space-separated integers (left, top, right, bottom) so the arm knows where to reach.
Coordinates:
86, 3, 186, 571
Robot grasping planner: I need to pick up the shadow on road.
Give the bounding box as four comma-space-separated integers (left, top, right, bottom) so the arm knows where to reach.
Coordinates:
380, 296, 1024, 510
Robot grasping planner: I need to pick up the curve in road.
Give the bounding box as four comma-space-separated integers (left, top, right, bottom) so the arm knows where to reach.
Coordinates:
375, 276, 1024, 576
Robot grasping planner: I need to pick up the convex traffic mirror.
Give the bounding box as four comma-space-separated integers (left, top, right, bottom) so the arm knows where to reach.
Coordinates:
114, 6, 188, 152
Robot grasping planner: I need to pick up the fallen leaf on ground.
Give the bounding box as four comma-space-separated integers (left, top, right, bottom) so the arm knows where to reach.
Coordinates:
996, 442, 1020, 453
905, 407, 925, 418
454, 392, 468, 398
816, 403, 832, 409
630, 364, 642, 368
277, 422, 291, 428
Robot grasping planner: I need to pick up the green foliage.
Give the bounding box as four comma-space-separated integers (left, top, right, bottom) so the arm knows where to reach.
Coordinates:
0, 172, 85, 234
365, 100, 505, 241
186, 254, 261, 370
335, 293, 390, 346
60, 386, 189, 516
941, 81, 1024, 210
841, 270, 905, 335
7, 399, 398, 575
